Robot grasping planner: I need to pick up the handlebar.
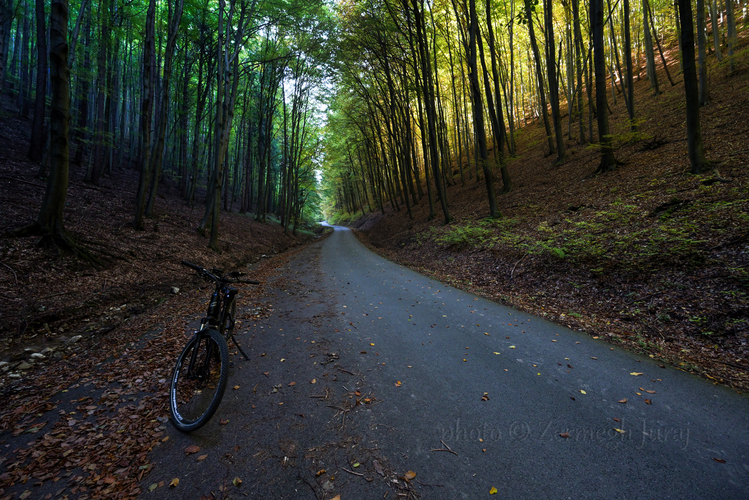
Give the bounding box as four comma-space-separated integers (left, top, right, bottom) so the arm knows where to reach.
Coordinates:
181, 260, 259, 285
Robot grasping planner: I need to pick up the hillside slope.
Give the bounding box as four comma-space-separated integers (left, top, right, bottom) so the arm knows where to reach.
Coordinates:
350, 43, 749, 391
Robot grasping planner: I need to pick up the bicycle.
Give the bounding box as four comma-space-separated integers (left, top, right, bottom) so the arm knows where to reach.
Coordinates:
169, 260, 259, 432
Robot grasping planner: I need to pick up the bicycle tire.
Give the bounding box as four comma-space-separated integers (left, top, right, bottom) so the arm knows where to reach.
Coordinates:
169, 329, 229, 432
220, 297, 237, 342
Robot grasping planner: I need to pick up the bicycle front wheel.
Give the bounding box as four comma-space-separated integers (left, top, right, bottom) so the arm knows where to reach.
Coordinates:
169, 329, 229, 432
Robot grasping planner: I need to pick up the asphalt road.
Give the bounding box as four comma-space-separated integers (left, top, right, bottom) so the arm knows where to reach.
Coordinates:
146, 224, 749, 499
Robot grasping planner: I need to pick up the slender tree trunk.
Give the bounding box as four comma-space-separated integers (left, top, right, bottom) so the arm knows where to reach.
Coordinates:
33, 0, 70, 243
73, 1, 91, 166
726, 0, 735, 72
467, 0, 498, 217
572, 0, 586, 142
544, 0, 565, 163
592, 0, 616, 173
145, 0, 185, 216
643, 0, 659, 94
624, 0, 635, 127
0, 0, 12, 94
524, 0, 554, 154
18, 1, 30, 116
710, 0, 722, 61
485, 0, 512, 191
133, 0, 156, 230
677, 0, 709, 174
696, 0, 709, 105
28, 0, 48, 162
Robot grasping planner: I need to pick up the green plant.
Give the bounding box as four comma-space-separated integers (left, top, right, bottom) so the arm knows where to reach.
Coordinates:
436, 223, 496, 249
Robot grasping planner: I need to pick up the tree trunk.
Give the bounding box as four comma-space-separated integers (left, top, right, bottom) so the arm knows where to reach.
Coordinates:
467, 0, 498, 217
145, 0, 185, 216
710, 0, 722, 61
524, 0, 554, 155
133, 0, 156, 230
28, 0, 48, 163
592, 0, 616, 173
544, 0, 565, 163
485, 0, 512, 192
726, 0, 736, 72
624, 0, 635, 127
696, 0, 709, 106
72, 0, 91, 166
572, 0, 586, 142
643, 0, 659, 94
18, 1, 30, 116
677, 0, 709, 174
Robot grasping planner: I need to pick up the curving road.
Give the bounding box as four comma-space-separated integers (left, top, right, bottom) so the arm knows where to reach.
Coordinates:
147, 224, 749, 499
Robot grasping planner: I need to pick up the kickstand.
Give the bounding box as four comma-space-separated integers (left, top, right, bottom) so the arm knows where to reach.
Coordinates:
230, 335, 251, 360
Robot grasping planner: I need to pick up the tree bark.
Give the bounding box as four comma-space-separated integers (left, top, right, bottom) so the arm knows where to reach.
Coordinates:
524, 0, 554, 155
133, 0, 156, 230
145, 0, 185, 216
28, 0, 48, 162
642, 0, 659, 94
35, 0, 70, 238
677, 0, 709, 174
696, 0, 709, 106
623, 0, 635, 127
544, 0, 565, 163
592, 0, 616, 173
467, 0, 498, 217
710, 0, 722, 61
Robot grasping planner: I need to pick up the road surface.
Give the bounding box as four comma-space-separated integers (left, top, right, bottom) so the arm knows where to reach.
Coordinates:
146, 224, 749, 499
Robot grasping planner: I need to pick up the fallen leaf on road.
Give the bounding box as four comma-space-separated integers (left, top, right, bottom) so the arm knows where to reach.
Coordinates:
580, 390, 587, 394
618, 399, 627, 403
481, 392, 490, 401
490, 486, 498, 494
560, 432, 570, 438
644, 399, 652, 405
220, 419, 229, 425
493, 352, 500, 355
311, 379, 317, 384
233, 477, 242, 487
288, 381, 296, 386
185, 446, 200, 455
233, 385, 240, 390
330, 496, 341, 500
509, 346, 516, 349
170, 478, 179, 487
316, 469, 327, 476
370, 343, 375, 346
713, 458, 726, 464
630, 372, 643, 376
645, 390, 655, 394
394, 381, 402, 387
197, 454, 208, 461
404, 471, 416, 481
614, 428, 626, 434
148, 483, 158, 492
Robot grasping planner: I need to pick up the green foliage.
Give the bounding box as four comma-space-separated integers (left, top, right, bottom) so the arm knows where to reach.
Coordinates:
436, 222, 496, 249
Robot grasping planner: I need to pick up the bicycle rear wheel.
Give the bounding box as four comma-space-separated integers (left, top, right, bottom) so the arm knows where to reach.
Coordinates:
169, 329, 229, 432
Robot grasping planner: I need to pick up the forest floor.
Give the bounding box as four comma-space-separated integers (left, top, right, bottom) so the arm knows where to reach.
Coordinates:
348, 47, 749, 393
0, 99, 325, 497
